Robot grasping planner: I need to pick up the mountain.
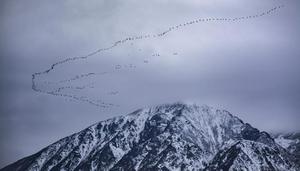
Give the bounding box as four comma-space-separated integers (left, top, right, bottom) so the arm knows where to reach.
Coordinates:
1, 103, 299, 171
273, 133, 300, 164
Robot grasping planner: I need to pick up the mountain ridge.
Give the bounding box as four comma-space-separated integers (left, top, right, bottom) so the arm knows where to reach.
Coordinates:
1, 102, 299, 171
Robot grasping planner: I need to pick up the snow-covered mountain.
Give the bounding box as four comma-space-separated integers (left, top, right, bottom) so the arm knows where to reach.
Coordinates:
1, 103, 299, 171
273, 133, 300, 165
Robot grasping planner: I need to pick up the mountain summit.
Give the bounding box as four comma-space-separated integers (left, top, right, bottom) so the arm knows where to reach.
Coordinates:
1, 103, 299, 171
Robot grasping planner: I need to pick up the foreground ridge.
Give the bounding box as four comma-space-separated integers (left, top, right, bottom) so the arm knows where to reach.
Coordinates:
2, 103, 299, 171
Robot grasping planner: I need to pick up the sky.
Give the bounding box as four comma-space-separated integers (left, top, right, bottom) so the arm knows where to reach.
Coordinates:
1, 0, 300, 168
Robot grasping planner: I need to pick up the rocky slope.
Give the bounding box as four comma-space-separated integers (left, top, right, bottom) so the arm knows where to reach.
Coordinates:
1, 103, 299, 171
273, 133, 300, 164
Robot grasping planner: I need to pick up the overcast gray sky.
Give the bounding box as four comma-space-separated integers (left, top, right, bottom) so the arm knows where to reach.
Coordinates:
1, 0, 300, 168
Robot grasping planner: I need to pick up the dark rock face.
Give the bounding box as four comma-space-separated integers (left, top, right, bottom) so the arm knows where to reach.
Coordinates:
205, 142, 242, 171
1, 103, 299, 171
241, 123, 261, 141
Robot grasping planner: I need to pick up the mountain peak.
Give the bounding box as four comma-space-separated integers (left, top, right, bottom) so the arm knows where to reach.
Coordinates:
1, 103, 299, 171
132, 102, 241, 123
148, 101, 211, 111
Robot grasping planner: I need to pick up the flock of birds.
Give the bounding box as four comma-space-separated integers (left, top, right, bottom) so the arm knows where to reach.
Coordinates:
31, 4, 285, 108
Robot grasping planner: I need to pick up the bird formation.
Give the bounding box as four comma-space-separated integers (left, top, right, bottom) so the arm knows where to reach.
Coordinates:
31, 4, 285, 108
152, 53, 160, 57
